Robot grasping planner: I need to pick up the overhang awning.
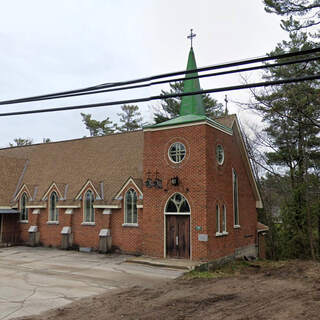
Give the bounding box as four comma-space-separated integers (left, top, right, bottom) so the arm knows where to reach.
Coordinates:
0, 209, 19, 214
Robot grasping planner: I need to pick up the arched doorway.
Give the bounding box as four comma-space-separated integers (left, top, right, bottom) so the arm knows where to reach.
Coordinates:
165, 193, 190, 259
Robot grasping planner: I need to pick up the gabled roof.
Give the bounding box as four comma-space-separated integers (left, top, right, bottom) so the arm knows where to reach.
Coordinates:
0, 131, 143, 205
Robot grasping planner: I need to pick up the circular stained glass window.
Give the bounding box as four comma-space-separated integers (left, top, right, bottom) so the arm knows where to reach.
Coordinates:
216, 144, 224, 165
168, 142, 186, 163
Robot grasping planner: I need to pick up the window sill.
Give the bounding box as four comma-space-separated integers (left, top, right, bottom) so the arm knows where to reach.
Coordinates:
234, 225, 241, 229
19, 220, 28, 224
216, 231, 229, 237
122, 223, 139, 228
81, 222, 96, 226
47, 221, 59, 225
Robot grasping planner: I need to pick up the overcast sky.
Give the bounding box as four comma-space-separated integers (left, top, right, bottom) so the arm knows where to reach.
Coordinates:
0, 0, 288, 147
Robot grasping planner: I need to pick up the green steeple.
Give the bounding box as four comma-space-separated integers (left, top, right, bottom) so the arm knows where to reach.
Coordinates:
180, 47, 205, 116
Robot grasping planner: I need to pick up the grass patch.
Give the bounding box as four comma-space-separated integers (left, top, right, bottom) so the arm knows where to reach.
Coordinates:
185, 259, 288, 280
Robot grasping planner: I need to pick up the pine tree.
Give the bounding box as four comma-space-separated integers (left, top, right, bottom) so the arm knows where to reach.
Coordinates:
81, 113, 115, 136
264, 0, 320, 32
9, 138, 33, 147
153, 81, 224, 124
252, 32, 320, 258
116, 105, 143, 132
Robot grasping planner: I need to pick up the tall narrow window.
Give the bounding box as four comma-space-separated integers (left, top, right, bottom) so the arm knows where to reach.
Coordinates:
222, 204, 227, 233
20, 193, 28, 221
84, 190, 94, 223
216, 204, 220, 234
49, 192, 59, 222
125, 189, 137, 224
233, 169, 239, 226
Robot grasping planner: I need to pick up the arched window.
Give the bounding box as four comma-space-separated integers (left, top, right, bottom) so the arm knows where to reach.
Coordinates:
84, 190, 94, 223
216, 204, 221, 234
222, 204, 227, 233
165, 193, 190, 213
125, 189, 137, 224
20, 193, 28, 221
233, 169, 239, 226
49, 191, 59, 222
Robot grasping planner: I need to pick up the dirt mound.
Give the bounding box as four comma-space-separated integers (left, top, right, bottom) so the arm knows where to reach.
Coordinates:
16, 260, 320, 320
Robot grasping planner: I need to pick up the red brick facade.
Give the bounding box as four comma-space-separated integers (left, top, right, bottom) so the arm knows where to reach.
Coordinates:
1, 119, 260, 261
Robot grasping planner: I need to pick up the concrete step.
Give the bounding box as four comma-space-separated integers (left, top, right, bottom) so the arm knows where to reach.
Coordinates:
125, 256, 202, 271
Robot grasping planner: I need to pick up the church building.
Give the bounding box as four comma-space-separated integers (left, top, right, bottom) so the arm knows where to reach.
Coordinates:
0, 46, 264, 261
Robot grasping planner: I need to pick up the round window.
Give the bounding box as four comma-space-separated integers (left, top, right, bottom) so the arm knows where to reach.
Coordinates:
168, 142, 186, 163
216, 144, 224, 165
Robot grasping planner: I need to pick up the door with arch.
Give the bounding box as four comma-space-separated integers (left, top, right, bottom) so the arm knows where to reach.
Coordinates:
165, 193, 190, 259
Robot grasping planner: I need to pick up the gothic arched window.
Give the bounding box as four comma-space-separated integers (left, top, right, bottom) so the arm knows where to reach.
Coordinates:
84, 190, 95, 223
49, 191, 59, 222
165, 193, 190, 213
125, 189, 137, 224
20, 193, 28, 221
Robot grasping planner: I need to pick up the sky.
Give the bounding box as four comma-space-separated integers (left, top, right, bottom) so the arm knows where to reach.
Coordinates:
0, 0, 289, 147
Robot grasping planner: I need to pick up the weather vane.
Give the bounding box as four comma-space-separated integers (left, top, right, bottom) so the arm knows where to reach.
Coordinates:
187, 29, 196, 48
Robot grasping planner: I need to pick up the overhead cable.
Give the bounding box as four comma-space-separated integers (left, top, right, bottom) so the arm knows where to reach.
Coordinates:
0, 73, 319, 117
0, 47, 319, 106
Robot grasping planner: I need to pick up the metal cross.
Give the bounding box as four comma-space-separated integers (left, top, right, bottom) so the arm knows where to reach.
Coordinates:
224, 95, 229, 115
187, 29, 196, 48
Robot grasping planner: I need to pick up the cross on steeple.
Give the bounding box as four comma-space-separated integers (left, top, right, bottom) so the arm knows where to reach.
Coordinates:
187, 29, 196, 48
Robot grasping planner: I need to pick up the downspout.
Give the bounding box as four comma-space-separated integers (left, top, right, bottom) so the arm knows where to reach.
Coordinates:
0, 215, 3, 243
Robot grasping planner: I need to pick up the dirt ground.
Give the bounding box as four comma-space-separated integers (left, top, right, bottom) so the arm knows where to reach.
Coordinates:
16, 260, 320, 320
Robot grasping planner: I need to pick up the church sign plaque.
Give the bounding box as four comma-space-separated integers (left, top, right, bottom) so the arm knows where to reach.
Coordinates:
198, 234, 208, 242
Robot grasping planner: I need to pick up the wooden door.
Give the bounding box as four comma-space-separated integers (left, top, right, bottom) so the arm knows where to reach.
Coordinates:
166, 215, 190, 258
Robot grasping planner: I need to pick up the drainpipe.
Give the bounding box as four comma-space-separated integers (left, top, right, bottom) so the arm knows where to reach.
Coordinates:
0, 215, 3, 243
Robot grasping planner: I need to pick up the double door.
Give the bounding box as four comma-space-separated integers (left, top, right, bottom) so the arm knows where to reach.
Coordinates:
166, 215, 190, 259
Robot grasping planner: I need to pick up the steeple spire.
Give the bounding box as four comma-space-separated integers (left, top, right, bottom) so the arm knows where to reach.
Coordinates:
180, 31, 205, 117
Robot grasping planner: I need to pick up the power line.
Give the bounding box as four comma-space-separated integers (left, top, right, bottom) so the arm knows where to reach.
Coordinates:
0, 73, 319, 117
1, 47, 320, 106
1, 55, 319, 106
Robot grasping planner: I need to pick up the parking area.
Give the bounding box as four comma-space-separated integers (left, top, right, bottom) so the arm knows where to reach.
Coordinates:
0, 246, 184, 320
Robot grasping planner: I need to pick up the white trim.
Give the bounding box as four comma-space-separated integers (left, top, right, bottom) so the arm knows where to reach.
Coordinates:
136, 205, 143, 209
114, 177, 143, 199
75, 180, 100, 200
32, 209, 40, 215
222, 204, 227, 233
144, 119, 233, 136
0, 206, 12, 209
81, 222, 96, 226
47, 221, 59, 225
122, 223, 139, 227
232, 118, 263, 208
14, 184, 32, 201
164, 212, 190, 215
26, 204, 46, 208
102, 209, 112, 215
56, 205, 80, 208
41, 182, 63, 201
19, 220, 28, 224
234, 225, 241, 229
48, 191, 59, 223
93, 204, 121, 209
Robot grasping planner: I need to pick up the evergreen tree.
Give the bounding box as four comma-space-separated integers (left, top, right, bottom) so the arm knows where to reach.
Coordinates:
81, 113, 115, 136
252, 32, 320, 259
153, 81, 224, 124
9, 138, 33, 147
264, 0, 320, 32
116, 104, 143, 132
